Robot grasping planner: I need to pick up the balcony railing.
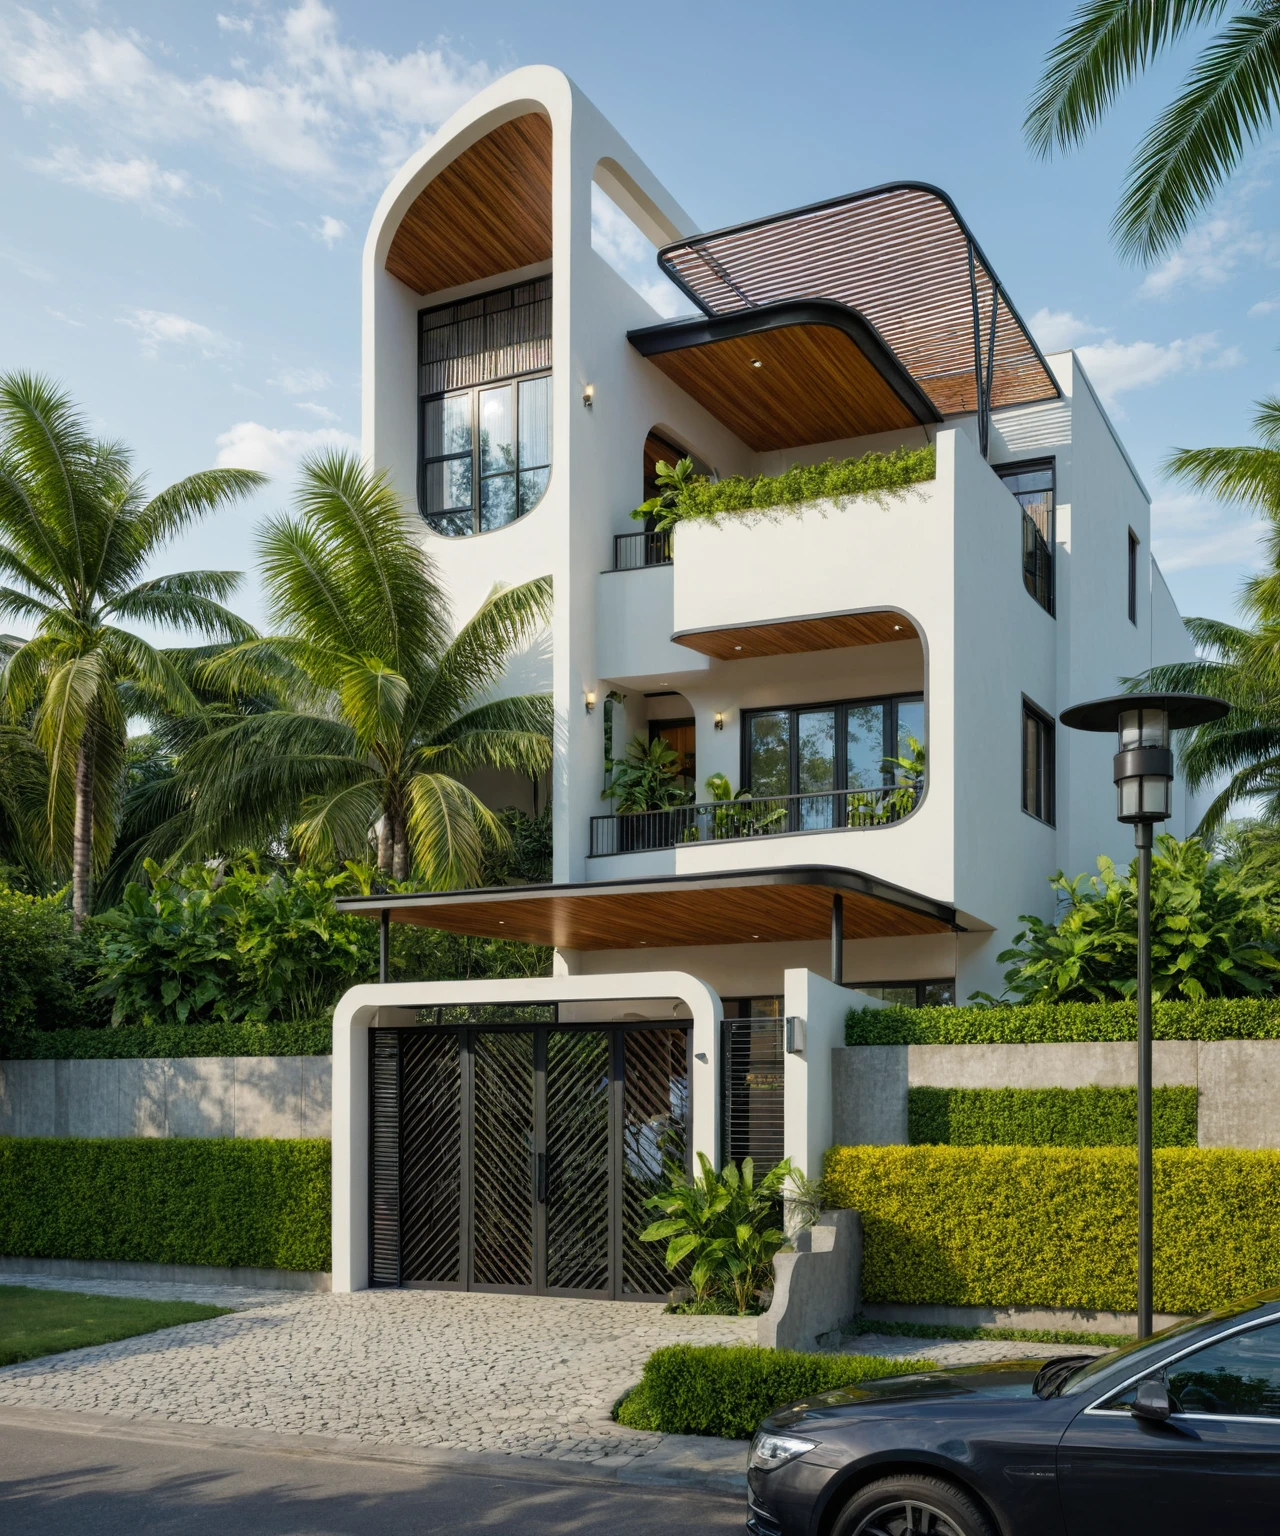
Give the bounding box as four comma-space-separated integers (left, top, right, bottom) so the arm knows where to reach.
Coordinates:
613, 530, 672, 570
589, 783, 920, 857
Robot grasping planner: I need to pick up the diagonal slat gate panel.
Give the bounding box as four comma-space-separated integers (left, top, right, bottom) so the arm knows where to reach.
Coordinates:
370, 1031, 402, 1286
545, 1030, 610, 1293
621, 1027, 689, 1297
400, 1029, 463, 1284
472, 1031, 535, 1287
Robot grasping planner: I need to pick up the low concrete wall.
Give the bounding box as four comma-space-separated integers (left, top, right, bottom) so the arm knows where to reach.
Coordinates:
832, 1040, 1280, 1150
0, 1056, 331, 1140
758, 1210, 861, 1352
0, 1254, 330, 1291
860, 1302, 1188, 1334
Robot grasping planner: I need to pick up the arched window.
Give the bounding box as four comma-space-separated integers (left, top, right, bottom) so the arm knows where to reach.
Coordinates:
419, 277, 552, 536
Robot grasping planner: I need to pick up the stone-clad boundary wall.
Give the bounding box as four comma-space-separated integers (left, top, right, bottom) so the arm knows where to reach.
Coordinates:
0, 1056, 332, 1140
833, 1040, 1280, 1150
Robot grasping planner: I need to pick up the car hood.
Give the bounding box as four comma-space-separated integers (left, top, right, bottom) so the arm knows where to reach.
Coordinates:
764, 1359, 1049, 1430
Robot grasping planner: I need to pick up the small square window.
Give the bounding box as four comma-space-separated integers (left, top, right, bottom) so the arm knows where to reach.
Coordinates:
1022, 700, 1055, 825
1128, 529, 1140, 625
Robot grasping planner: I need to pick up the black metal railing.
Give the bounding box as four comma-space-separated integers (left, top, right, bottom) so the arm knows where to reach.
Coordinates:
589, 783, 920, 857
613, 530, 673, 570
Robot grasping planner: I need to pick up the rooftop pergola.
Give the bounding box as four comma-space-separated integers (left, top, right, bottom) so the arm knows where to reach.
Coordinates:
656, 181, 1060, 457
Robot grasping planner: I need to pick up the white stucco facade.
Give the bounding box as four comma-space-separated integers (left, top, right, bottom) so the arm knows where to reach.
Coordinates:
339, 69, 1202, 1285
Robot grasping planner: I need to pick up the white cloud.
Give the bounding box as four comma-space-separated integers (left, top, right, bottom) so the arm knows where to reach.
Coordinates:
46, 307, 85, 327
1151, 491, 1267, 575
215, 420, 358, 478
0, 243, 53, 283
1029, 308, 1243, 406
313, 213, 347, 246
0, 2, 494, 188
268, 365, 331, 394
296, 400, 339, 421
590, 181, 696, 320
1137, 214, 1280, 299
30, 146, 190, 209
120, 308, 235, 359
1249, 296, 1280, 317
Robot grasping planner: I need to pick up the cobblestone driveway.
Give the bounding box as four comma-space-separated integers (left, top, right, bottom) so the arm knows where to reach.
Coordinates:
0, 1277, 756, 1464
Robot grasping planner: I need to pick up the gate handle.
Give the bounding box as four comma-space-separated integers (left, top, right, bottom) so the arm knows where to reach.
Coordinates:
536, 1152, 547, 1204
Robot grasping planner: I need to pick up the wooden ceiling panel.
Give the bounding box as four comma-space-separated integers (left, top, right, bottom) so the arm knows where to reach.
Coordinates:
386, 113, 553, 296
337, 868, 956, 951
642, 324, 920, 451
675, 611, 918, 660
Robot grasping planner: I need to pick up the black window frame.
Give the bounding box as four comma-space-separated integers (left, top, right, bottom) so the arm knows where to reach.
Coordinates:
1128, 527, 1140, 625
740, 692, 925, 798
416, 277, 553, 538
997, 457, 1056, 618
1022, 696, 1056, 826
842, 979, 956, 1007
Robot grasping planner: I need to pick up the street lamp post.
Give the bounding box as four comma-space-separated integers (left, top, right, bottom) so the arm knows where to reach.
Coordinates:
1059, 692, 1228, 1339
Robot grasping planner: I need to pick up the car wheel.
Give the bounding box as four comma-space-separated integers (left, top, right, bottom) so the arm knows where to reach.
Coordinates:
831, 1474, 995, 1536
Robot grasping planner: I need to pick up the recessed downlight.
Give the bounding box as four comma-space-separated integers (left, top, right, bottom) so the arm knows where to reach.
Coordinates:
750, 358, 763, 368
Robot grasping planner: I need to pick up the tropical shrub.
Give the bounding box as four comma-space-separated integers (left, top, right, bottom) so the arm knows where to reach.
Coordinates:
640, 1154, 793, 1314
603, 734, 690, 813
630, 445, 936, 528
0, 884, 104, 1031
907, 1085, 1198, 1148
847, 997, 1280, 1046
990, 835, 1280, 1003
824, 1144, 1280, 1315
614, 1344, 929, 1439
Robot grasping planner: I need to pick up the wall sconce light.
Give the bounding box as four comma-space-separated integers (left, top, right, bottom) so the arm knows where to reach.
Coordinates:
714, 711, 724, 731
584, 689, 597, 714
785, 1015, 806, 1055
582, 383, 595, 408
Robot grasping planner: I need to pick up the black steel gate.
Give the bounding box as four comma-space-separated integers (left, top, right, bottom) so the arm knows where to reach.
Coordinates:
370, 1021, 689, 1299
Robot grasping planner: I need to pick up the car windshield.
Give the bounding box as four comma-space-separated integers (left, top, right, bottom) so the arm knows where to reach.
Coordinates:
1060, 1302, 1277, 1396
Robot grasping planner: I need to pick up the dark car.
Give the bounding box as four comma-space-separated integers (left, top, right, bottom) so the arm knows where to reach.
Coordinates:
746, 1290, 1280, 1536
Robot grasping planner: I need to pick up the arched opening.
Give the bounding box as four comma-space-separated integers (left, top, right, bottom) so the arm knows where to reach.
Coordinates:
642, 427, 709, 502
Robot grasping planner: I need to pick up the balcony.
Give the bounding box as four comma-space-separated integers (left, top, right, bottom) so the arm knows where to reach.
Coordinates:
614, 530, 672, 570
589, 784, 919, 857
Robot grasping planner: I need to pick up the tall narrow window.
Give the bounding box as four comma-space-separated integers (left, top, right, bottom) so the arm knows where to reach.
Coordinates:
997, 459, 1055, 616
1022, 699, 1055, 825
1128, 529, 1139, 625
418, 277, 552, 536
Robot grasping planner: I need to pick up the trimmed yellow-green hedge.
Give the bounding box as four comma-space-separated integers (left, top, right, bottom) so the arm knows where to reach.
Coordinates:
0, 1138, 330, 1272
614, 1344, 931, 1440
907, 1085, 1198, 1147
846, 998, 1280, 1045
824, 1144, 1280, 1315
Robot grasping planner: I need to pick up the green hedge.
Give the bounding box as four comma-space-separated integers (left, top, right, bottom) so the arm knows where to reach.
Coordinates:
674, 445, 935, 521
0, 1018, 333, 1060
847, 998, 1280, 1045
908, 1086, 1198, 1148
0, 1138, 330, 1271
824, 1145, 1280, 1315
614, 1344, 931, 1440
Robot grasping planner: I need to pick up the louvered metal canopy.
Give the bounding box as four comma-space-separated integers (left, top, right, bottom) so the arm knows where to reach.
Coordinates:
657, 181, 1060, 446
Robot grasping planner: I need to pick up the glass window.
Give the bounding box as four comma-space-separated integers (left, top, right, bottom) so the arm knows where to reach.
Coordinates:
846, 704, 885, 790
1129, 529, 1140, 625
847, 980, 956, 1007
1167, 1325, 1280, 1417
797, 709, 837, 829
749, 712, 791, 799
895, 698, 925, 779
998, 459, 1055, 616
418, 279, 552, 537
1022, 700, 1055, 825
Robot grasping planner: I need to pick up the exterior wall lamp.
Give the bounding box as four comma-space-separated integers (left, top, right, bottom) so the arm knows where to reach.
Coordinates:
1059, 690, 1228, 1339
714, 711, 724, 731
584, 689, 597, 715
581, 383, 594, 408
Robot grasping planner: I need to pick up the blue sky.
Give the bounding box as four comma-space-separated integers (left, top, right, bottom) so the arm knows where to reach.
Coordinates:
1, 0, 1277, 634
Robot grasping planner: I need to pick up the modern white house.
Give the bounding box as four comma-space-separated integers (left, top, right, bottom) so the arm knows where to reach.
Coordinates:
329, 66, 1198, 1299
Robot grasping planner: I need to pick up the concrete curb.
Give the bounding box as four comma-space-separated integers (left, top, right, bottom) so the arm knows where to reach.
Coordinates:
0, 1403, 748, 1498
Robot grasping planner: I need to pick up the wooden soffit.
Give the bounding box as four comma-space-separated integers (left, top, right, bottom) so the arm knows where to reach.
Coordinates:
335, 866, 957, 951
674, 609, 919, 661
628, 301, 940, 453
385, 113, 553, 296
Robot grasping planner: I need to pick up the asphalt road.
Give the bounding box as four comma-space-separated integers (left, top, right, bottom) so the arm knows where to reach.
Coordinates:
0, 1416, 746, 1535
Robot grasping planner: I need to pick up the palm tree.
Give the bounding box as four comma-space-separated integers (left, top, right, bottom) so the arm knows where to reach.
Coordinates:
0, 373, 265, 922
185, 451, 552, 889
1026, 3, 1280, 263
1135, 396, 1280, 830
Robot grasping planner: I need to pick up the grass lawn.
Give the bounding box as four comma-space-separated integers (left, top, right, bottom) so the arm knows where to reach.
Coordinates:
0, 1285, 231, 1367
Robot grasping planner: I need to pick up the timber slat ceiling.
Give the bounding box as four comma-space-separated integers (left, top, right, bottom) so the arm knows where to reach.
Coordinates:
657, 182, 1058, 418
674, 611, 918, 660
386, 114, 553, 296
642, 324, 921, 451
337, 868, 955, 950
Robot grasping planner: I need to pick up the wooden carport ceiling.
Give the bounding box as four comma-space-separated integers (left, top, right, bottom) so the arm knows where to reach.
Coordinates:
675, 610, 919, 660
336, 867, 957, 951
628, 300, 940, 452
385, 113, 553, 296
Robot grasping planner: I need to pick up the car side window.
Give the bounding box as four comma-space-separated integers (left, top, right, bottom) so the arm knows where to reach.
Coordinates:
1166, 1323, 1280, 1418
